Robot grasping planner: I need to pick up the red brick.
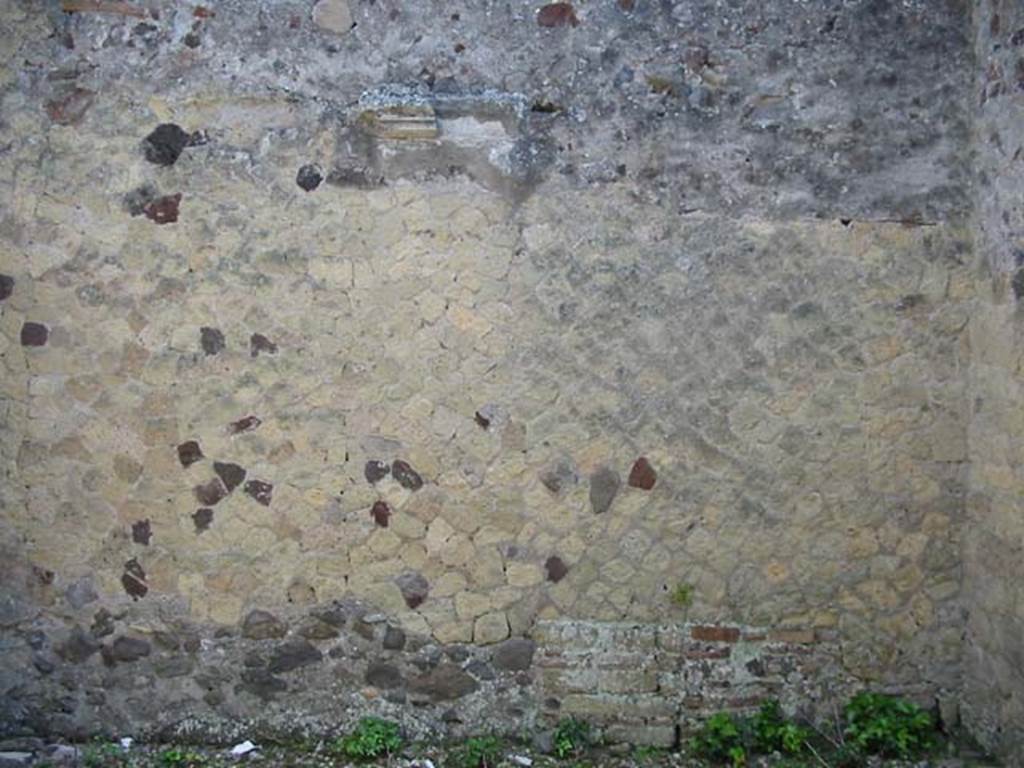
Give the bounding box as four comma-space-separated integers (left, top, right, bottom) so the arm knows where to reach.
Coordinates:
691, 625, 740, 643
685, 647, 732, 660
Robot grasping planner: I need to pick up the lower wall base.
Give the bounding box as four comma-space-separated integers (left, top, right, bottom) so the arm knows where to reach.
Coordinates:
1, 601, 953, 747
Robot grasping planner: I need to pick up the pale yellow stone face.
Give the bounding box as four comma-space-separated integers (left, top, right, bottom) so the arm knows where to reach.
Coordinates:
0, 86, 976, 694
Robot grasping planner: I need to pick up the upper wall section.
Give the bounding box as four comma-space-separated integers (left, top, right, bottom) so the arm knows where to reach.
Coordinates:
973, 0, 1024, 275
1, 0, 972, 219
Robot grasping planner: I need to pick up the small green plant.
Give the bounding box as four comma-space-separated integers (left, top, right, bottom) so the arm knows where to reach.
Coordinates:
631, 744, 665, 763
159, 748, 206, 768
335, 717, 404, 761
843, 692, 937, 759
81, 741, 126, 768
690, 713, 746, 766
751, 700, 810, 755
552, 717, 591, 759
669, 582, 695, 609
448, 735, 503, 768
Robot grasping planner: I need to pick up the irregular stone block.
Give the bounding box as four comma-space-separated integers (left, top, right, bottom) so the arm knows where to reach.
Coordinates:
193, 478, 227, 506
121, 558, 148, 600
20, 322, 48, 347
493, 638, 536, 671
241, 610, 287, 640
200, 326, 225, 356
177, 440, 203, 468
143, 193, 182, 225
545, 556, 569, 583
268, 639, 322, 673
312, 0, 353, 35
365, 662, 404, 689
64, 577, 98, 609
250, 333, 278, 356
392, 459, 424, 490
239, 668, 287, 700
474, 612, 510, 644
108, 636, 151, 663
142, 124, 191, 166
45, 87, 95, 126
589, 467, 620, 514
382, 625, 406, 650
627, 457, 657, 490
229, 415, 262, 434
213, 462, 247, 492
57, 626, 99, 663
365, 459, 390, 484
298, 618, 339, 640
371, 500, 391, 527
131, 519, 151, 545
409, 662, 479, 701
295, 165, 323, 192
192, 508, 213, 532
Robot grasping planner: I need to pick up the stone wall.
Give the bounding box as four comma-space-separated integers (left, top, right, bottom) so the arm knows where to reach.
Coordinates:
964, 0, 1024, 761
0, 0, 992, 751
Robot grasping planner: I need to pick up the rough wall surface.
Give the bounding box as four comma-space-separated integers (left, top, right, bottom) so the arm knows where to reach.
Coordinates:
0, 0, 981, 748
965, 0, 1024, 761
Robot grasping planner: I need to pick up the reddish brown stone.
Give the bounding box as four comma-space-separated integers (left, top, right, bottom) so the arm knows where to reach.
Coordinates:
627, 457, 657, 490
20, 322, 49, 347
177, 440, 203, 468
143, 193, 182, 225
545, 555, 569, 583
537, 2, 578, 27
371, 500, 391, 527
45, 87, 95, 126
193, 478, 227, 506
122, 558, 148, 600
392, 459, 423, 491
229, 415, 262, 434
244, 479, 273, 506
691, 625, 740, 643
131, 519, 151, 545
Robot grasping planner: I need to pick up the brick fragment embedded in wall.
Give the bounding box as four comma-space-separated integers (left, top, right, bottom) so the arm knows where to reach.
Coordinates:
691, 625, 741, 643
535, 619, 844, 740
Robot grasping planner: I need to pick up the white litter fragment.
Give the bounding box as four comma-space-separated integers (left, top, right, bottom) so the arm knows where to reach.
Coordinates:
119, 738, 133, 751
230, 741, 259, 757
411, 759, 435, 768
511, 755, 533, 767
